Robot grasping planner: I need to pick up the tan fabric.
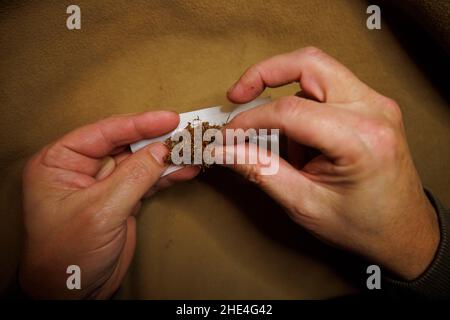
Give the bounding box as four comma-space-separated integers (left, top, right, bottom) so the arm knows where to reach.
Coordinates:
0, 0, 449, 298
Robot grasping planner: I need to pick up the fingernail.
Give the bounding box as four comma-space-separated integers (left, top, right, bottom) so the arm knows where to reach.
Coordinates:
148, 143, 168, 165
95, 156, 116, 180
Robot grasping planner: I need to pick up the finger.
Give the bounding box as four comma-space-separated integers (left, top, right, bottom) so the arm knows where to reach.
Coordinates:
216, 143, 316, 222
95, 157, 116, 180
62, 111, 179, 158
97, 155, 200, 198
144, 165, 201, 197
227, 47, 370, 104
95, 151, 132, 180
99, 142, 169, 214
43, 111, 179, 176
225, 96, 363, 162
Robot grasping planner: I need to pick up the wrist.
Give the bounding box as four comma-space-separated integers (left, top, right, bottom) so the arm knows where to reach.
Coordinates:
386, 196, 440, 281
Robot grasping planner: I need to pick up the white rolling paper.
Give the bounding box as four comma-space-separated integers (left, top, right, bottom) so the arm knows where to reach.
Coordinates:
130, 97, 271, 177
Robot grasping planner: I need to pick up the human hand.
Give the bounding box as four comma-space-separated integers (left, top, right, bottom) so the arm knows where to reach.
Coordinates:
19, 111, 199, 299
225, 47, 440, 280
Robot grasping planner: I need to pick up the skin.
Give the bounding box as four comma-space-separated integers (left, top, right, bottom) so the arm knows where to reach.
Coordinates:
224, 47, 439, 281
19, 111, 200, 299
20, 47, 440, 299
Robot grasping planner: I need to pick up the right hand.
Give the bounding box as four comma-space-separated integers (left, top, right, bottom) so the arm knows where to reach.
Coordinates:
224, 47, 440, 281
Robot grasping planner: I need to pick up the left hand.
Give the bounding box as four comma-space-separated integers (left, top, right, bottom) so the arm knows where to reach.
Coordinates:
19, 111, 199, 299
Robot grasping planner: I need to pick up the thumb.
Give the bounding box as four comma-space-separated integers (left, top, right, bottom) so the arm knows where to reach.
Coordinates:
101, 142, 168, 214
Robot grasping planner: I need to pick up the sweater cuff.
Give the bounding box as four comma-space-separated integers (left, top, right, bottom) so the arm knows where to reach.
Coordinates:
383, 190, 450, 299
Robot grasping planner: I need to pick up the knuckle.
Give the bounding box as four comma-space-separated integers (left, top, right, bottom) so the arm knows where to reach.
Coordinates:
123, 159, 155, 184
274, 96, 301, 116
301, 46, 323, 57
382, 97, 403, 124
375, 123, 398, 147
41, 143, 60, 166
241, 64, 261, 85
360, 118, 400, 162
298, 46, 328, 67
250, 62, 263, 75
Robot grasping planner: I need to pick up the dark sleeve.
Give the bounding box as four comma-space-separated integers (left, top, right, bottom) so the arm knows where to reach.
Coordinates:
383, 190, 450, 299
